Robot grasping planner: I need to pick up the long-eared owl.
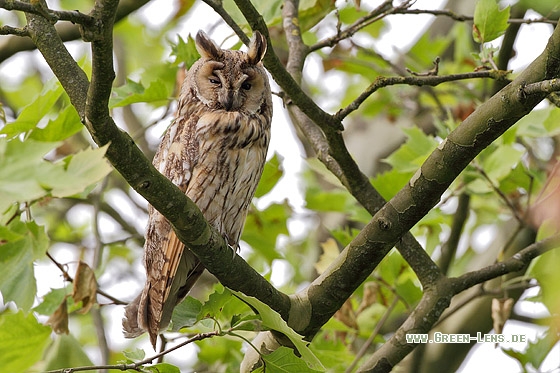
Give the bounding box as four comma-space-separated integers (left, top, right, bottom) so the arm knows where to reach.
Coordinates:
123, 30, 272, 347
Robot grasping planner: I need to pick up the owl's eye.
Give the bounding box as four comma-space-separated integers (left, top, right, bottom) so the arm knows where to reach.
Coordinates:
209, 77, 221, 86
241, 82, 252, 90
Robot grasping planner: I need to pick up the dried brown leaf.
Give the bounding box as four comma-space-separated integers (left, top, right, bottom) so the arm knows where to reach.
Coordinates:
72, 261, 98, 314
47, 296, 69, 335
491, 297, 514, 335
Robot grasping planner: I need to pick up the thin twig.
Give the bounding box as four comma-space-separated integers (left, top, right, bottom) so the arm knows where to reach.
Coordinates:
308, 0, 408, 53
396, 8, 558, 25
521, 78, 560, 96
203, 0, 250, 44
473, 162, 525, 225
335, 69, 511, 121
0, 24, 29, 36
346, 296, 399, 373
46, 252, 127, 305
452, 233, 560, 293
0, 0, 96, 26
43, 331, 220, 373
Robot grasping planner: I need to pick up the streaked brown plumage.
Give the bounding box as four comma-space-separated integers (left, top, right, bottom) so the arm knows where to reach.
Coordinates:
122, 30, 272, 347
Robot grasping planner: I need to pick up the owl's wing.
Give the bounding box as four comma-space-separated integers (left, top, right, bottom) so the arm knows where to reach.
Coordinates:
123, 113, 204, 347
143, 230, 204, 347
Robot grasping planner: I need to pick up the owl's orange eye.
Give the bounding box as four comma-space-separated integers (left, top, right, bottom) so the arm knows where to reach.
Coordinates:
241, 82, 252, 90
209, 77, 221, 86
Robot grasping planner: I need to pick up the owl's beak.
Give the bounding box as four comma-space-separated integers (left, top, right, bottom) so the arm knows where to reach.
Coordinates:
219, 89, 239, 111
220, 90, 236, 111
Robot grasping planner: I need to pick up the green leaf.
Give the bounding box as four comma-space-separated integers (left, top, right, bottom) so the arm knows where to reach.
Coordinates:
171, 296, 203, 331
260, 346, 323, 373
371, 169, 413, 200
543, 108, 560, 136
198, 287, 233, 321
309, 332, 356, 370
408, 33, 451, 70
0, 79, 64, 138
255, 153, 284, 198
528, 249, 560, 315
0, 311, 51, 372
0, 219, 48, 310
384, 127, 438, 172
515, 108, 551, 138
42, 334, 93, 371
0, 139, 111, 211
503, 330, 559, 371
337, 6, 384, 37
123, 348, 146, 361
44, 144, 113, 198
146, 363, 181, 373
231, 314, 262, 331
299, 0, 337, 31
305, 189, 352, 212
170, 34, 200, 68
523, 330, 559, 370
222, 0, 332, 31
481, 144, 524, 183
0, 138, 60, 212
473, 0, 510, 43
33, 287, 71, 316
242, 202, 288, 263
233, 291, 325, 371
110, 79, 170, 108
28, 105, 83, 142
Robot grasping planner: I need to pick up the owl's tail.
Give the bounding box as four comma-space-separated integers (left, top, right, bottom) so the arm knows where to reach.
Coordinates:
122, 248, 205, 348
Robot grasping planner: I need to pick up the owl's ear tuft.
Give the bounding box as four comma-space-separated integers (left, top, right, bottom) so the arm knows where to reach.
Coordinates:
247, 31, 267, 65
196, 30, 223, 59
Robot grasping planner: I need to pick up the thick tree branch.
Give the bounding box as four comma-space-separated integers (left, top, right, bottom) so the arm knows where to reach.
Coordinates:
231, 0, 343, 132
360, 232, 560, 372
357, 22, 560, 372
261, 0, 441, 340
22, 0, 291, 324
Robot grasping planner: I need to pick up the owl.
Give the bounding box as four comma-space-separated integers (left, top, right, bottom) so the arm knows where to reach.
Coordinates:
122, 30, 272, 347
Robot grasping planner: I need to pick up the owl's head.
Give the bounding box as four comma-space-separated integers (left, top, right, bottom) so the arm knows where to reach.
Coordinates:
187, 30, 271, 114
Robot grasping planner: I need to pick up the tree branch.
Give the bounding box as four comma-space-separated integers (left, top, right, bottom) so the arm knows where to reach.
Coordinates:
438, 193, 470, 275
452, 233, 560, 293
43, 330, 220, 373
231, 0, 343, 132
308, 0, 400, 53
23, 0, 292, 325
264, 0, 441, 340
357, 22, 560, 372
0, 25, 29, 36
0, 0, 151, 63
0, 0, 96, 25
46, 252, 126, 306
522, 78, 560, 95
359, 233, 560, 372
395, 8, 558, 25
334, 69, 511, 121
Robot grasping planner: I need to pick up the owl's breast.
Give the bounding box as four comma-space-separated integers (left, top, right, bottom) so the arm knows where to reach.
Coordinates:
196, 110, 271, 150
